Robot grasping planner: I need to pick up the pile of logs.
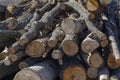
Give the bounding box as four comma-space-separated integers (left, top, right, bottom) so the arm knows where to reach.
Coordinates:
0, 0, 120, 80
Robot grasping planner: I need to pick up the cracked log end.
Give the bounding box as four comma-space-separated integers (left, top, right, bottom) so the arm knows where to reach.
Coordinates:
62, 40, 78, 56
87, 67, 98, 79
25, 39, 47, 57
63, 66, 87, 80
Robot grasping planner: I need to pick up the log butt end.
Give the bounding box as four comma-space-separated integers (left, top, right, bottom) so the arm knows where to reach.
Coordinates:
62, 40, 78, 56
13, 68, 41, 80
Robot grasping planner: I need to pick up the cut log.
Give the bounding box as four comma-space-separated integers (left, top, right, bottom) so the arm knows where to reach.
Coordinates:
107, 48, 120, 69
25, 37, 49, 57
80, 50, 103, 68
89, 51, 103, 68
61, 34, 79, 56
99, 0, 112, 6
61, 18, 85, 35
14, 61, 58, 80
19, 57, 42, 70
98, 67, 109, 80
85, 0, 99, 12
51, 44, 63, 65
87, 67, 98, 79
48, 27, 65, 48
81, 32, 100, 53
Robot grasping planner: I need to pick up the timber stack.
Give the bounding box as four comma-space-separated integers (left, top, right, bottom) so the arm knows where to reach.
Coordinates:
0, 0, 120, 80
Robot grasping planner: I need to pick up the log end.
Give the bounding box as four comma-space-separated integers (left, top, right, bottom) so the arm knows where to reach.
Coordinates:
51, 50, 63, 59
62, 40, 78, 56
8, 48, 16, 54
19, 38, 29, 47
63, 66, 87, 80
48, 39, 58, 48
100, 39, 108, 47
25, 40, 45, 57
19, 62, 29, 70
81, 40, 99, 53
6, 17, 18, 30
10, 54, 18, 62
85, 0, 99, 12
89, 52, 103, 68
13, 68, 41, 80
87, 67, 98, 79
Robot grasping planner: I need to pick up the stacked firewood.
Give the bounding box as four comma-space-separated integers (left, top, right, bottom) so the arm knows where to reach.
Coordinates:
0, 0, 120, 80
